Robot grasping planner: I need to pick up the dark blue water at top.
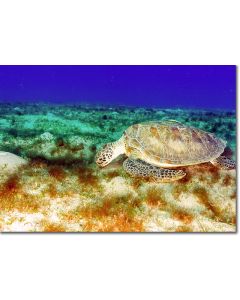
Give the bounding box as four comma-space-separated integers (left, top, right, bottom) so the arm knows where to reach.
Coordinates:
0, 65, 236, 110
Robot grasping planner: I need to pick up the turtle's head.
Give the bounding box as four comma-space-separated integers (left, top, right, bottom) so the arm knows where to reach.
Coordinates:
96, 138, 125, 167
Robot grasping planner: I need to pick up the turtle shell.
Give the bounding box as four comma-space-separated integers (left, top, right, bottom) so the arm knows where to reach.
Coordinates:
123, 120, 226, 166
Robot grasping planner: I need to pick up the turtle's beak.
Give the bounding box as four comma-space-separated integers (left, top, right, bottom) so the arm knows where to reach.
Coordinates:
96, 154, 110, 167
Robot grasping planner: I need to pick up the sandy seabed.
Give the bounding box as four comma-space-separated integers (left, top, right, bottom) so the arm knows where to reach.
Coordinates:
0, 103, 236, 232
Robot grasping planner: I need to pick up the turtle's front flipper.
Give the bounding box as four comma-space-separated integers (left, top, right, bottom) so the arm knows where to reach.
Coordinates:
211, 156, 235, 170
123, 158, 186, 183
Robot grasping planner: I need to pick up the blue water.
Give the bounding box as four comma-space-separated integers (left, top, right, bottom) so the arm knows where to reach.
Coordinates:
0, 65, 236, 110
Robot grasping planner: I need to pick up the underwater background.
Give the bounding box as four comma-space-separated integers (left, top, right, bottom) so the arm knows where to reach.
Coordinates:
0, 66, 236, 232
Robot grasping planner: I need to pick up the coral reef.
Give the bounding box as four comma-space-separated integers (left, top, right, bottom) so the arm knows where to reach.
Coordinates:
0, 103, 236, 232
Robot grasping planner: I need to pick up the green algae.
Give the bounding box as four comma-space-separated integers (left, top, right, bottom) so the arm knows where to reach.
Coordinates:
0, 103, 236, 161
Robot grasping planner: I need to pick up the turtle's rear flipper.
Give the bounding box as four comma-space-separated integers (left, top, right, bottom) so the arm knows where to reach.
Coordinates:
123, 158, 186, 183
211, 156, 235, 170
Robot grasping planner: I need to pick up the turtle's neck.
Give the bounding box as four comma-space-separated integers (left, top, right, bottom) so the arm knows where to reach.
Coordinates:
113, 136, 125, 157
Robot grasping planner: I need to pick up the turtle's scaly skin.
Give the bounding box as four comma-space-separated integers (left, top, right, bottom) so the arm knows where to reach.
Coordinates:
123, 120, 226, 167
123, 158, 186, 182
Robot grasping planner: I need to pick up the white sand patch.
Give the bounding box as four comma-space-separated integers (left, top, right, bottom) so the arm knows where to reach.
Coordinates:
177, 192, 206, 213
101, 176, 137, 198
191, 216, 236, 232
23, 181, 48, 196
144, 210, 181, 232
48, 212, 60, 223
2, 211, 44, 232
63, 222, 84, 232
47, 195, 89, 213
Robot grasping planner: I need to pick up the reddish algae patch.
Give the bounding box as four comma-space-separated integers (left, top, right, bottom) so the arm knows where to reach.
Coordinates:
48, 165, 66, 181
145, 188, 167, 208
0, 174, 40, 213
172, 210, 193, 224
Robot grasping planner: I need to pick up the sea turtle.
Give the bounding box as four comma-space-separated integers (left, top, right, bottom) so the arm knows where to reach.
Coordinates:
95, 120, 235, 182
